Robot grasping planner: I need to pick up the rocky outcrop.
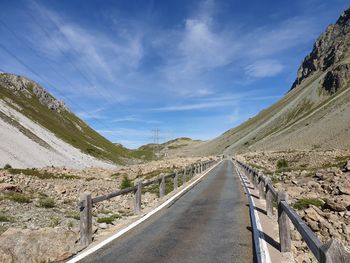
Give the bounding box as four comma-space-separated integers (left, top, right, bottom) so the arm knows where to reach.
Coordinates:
322, 63, 350, 93
0, 73, 67, 113
291, 7, 350, 91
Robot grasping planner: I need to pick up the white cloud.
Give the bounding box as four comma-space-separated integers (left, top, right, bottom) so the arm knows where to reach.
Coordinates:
245, 60, 284, 78
149, 94, 243, 112
76, 107, 106, 119
112, 116, 161, 124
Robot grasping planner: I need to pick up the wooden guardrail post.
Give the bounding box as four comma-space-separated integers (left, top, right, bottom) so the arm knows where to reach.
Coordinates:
265, 178, 274, 218
258, 173, 266, 199
159, 173, 165, 198
253, 172, 258, 188
134, 180, 142, 214
278, 192, 291, 252
80, 192, 92, 247
183, 168, 187, 184
250, 170, 254, 183
174, 170, 178, 191
320, 239, 350, 263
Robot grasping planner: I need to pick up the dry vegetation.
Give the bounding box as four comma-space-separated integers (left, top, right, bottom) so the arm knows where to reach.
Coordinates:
0, 156, 209, 262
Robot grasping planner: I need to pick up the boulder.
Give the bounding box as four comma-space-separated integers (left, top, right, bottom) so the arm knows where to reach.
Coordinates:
338, 185, 350, 195
0, 227, 79, 263
98, 223, 108, 229
0, 183, 21, 192
325, 200, 347, 212
304, 207, 322, 222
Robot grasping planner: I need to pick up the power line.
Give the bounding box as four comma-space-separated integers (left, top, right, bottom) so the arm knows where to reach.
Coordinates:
24, 10, 116, 105
152, 128, 161, 159
0, 18, 87, 100
0, 16, 128, 138
0, 42, 111, 131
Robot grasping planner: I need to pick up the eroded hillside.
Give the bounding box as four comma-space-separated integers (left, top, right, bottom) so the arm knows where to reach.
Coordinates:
189, 7, 350, 156
0, 73, 154, 168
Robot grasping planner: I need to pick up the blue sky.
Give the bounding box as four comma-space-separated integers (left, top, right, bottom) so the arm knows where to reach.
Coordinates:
0, 0, 349, 148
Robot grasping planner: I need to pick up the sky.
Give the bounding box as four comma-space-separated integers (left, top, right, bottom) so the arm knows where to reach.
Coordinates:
0, 0, 349, 148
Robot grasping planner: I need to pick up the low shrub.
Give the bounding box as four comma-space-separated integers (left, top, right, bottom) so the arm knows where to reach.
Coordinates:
0, 212, 10, 222
65, 211, 80, 220
3, 164, 12, 169
4, 192, 32, 203
120, 175, 132, 189
292, 198, 325, 210
38, 198, 55, 208
276, 159, 289, 171
97, 214, 121, 224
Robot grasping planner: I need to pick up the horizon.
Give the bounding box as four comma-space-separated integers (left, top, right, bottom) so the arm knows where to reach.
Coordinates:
0, 0, 349, 149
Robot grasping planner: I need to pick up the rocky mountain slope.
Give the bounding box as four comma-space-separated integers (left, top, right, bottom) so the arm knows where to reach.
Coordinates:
0, 73, 151, 168
190, 6, 350, 155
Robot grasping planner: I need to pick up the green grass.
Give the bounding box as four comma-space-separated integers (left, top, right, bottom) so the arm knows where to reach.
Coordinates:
276, 159, 289, 172
120, 175, 132, 189
141, 167, 175, 180
143, 184, 159, 196
1, 192, 32, 203
111, 172, 123, 178
97, 214, 121, 224
5, 168, 80, 180
247, 162, 273, 175
0, 212, 10, 222
292, 198, 325, 210
38, 197, 55, 208
85, 177, 97, 182
0, 76, 156, 164
143, 176, 180, 197
65, 211, 80, 220
50, 217, 60, 227
168, 144, 188, 149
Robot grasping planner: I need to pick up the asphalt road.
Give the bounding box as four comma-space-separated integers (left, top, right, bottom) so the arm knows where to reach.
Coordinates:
80, 160, 253, 263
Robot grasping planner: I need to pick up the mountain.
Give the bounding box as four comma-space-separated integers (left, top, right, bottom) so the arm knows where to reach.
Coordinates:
138, 137, 202, 158
0, 73, 152, 168
190, 7, 350, 155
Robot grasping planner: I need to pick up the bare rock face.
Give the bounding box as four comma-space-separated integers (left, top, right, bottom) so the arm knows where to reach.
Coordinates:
291, 7, 350, 91
0, 73, 68, 113
323, 63, 350, 93
0, 227, 79, 263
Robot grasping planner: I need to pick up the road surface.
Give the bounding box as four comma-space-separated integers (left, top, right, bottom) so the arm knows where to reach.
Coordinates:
80, 160, 253, 263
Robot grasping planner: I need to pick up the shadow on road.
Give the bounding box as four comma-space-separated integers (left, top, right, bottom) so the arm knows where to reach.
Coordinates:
246, 226, 281, 252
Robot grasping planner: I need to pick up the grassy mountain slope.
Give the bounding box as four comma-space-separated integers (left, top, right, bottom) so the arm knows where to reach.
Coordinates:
189, 7, 350, 156
0, 73, 152, 164
138, 137, 202, 158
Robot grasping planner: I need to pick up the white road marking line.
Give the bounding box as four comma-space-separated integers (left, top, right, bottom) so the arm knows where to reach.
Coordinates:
67, 160, 223, 263
233, 161, 272, 263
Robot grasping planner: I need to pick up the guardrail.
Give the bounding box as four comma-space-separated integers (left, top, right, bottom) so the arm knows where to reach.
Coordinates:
78, 159, 218, 247
233, 158, 350, 263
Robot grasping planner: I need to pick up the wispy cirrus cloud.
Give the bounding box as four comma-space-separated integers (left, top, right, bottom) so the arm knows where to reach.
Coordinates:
75, 107, 106, 119
1, 0, 345, 148
112, 116, 161, 124
245, 60, 284, 78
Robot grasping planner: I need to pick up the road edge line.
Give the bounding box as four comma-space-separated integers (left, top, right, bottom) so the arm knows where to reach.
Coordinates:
67, 160, 223, 263
232, 160, 272, 263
